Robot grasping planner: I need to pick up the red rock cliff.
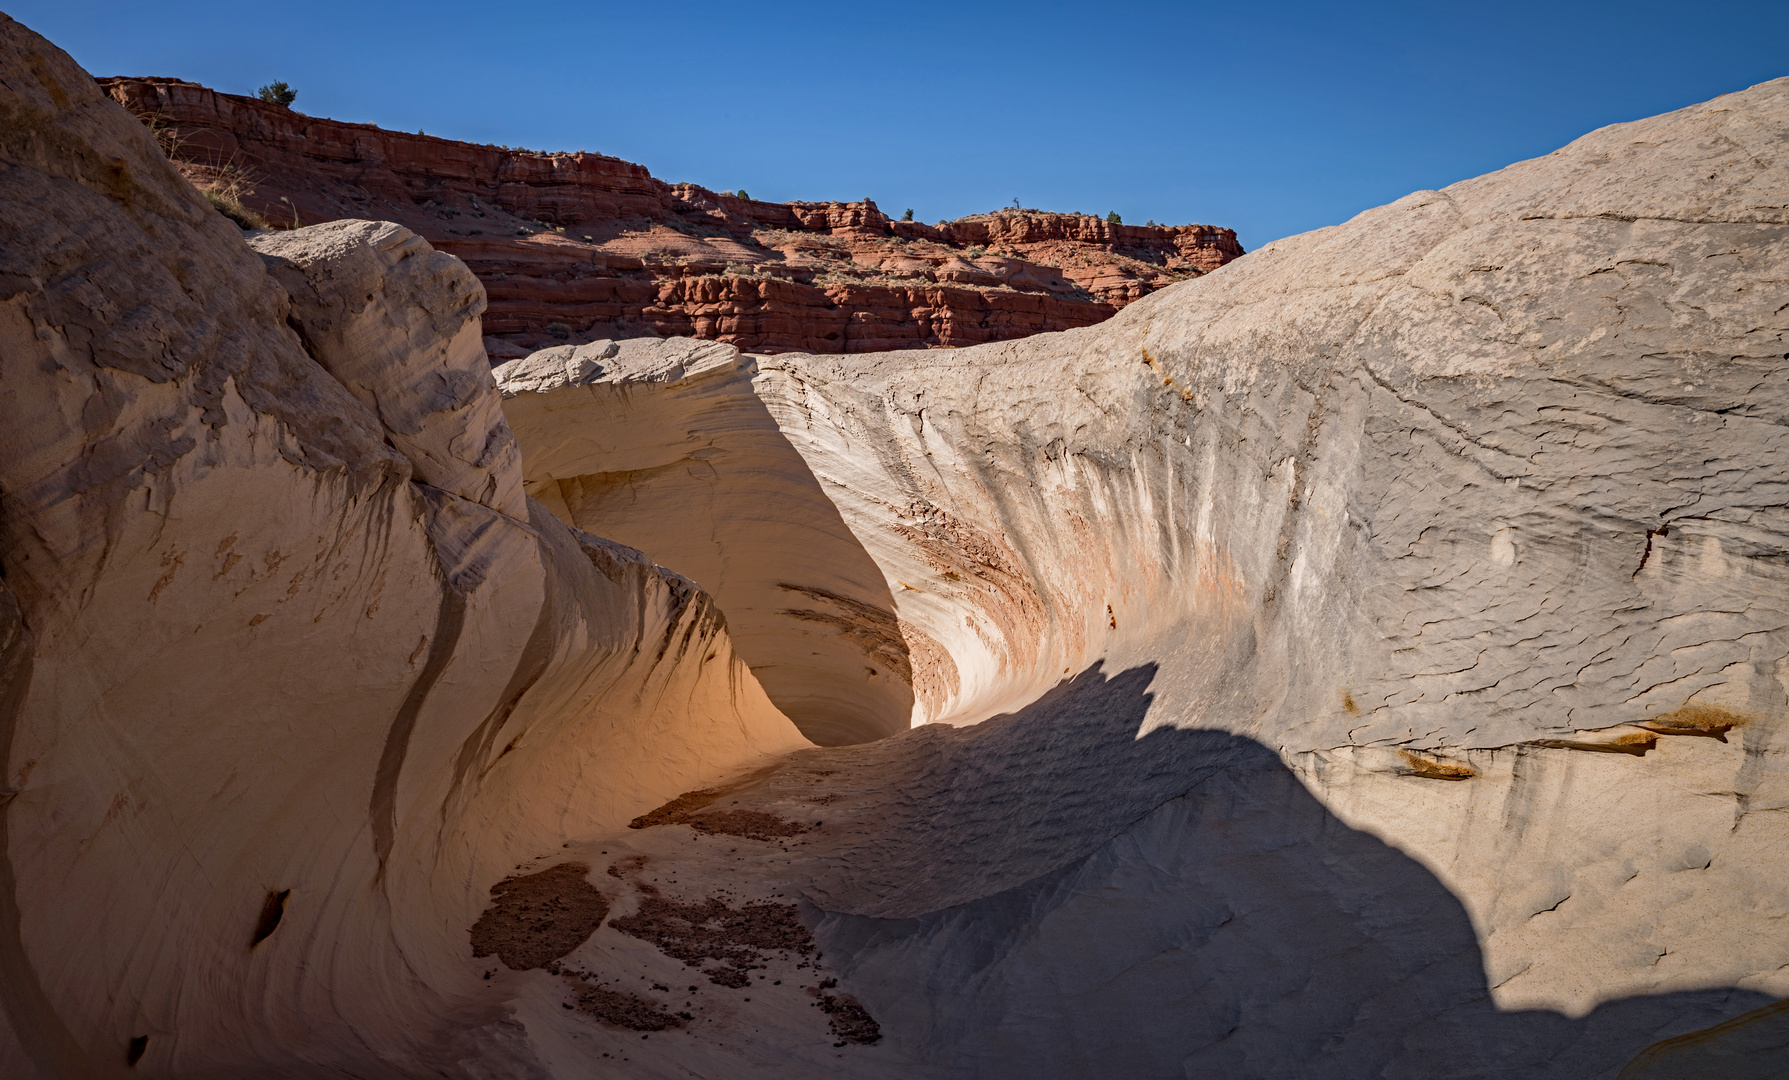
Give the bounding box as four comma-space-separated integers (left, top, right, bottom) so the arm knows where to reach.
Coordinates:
98, 76, 1243, 355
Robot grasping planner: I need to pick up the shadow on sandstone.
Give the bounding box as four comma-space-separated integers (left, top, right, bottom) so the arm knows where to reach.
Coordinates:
804, 661, 1780, 1079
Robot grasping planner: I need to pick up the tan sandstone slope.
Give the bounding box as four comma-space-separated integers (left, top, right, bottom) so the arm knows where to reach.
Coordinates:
2, 11, 1787, 1080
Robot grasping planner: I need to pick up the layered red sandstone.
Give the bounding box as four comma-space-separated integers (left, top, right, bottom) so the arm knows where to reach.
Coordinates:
98, 76, 1242, 354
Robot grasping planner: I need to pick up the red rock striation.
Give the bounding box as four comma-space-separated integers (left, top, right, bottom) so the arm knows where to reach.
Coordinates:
98, 76, 1243, 354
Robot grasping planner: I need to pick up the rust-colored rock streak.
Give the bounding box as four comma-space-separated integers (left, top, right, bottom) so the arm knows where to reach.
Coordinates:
96, 76, 1243, 354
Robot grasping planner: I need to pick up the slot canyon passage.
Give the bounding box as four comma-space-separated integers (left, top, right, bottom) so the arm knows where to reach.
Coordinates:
1, 14, 1788, 1080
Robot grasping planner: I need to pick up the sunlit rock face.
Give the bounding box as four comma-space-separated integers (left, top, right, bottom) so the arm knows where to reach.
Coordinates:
95, 73, 1246, 355
496, 76, 1789, 1078
1, 9, 1786, 1079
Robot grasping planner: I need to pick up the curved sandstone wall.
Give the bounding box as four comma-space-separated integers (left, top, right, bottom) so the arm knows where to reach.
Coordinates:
494, 339, 915, 746
0, 22, 803, 1077
499, 74, 1789, 1077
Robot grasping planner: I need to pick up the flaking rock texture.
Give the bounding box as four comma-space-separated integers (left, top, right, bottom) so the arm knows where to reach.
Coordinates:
1, 9, 1786, 1079
254, 219, 526, 520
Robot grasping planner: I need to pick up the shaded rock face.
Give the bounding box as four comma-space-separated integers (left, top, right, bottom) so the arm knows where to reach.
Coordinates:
95, 75, 1242, 354
0, 16, 802, 1078
494, 336, 917, 746
1, 10, 1786, 1080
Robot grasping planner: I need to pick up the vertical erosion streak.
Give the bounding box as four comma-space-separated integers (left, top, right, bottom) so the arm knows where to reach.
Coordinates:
371, 587, 468, 873
0, 583, 89, 1078
443, 592, 558, 814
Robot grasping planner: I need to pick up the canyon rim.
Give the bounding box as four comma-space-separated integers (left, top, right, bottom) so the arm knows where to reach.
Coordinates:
98, 74, 1242, 357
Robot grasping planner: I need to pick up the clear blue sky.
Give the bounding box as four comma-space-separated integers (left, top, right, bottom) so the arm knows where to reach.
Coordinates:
19, 1, 1789, 250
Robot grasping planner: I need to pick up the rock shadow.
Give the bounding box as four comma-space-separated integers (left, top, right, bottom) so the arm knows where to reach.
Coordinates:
802, 661, 1782, 1078
531, 358, 914, 745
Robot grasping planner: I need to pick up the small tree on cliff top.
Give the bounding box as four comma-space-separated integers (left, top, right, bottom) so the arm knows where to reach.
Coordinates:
256, 81, 297, 107
1106, 211, 1121, 225
902, 208, 914, 221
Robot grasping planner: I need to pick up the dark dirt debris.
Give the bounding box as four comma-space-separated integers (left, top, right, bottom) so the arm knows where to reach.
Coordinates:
569, 981, 684, 1031
469, 863, 609, 970
609, 879, 815, 988
811, 987, 882, 1044
706, 965, 751, 988
628, 788, 812, 840
629, 788, 724, 829
686, 808, 810, 840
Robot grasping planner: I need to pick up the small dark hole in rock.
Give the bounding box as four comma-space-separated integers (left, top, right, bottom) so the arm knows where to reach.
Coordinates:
126, 1035, 148, 1066
251, 889, 290, 946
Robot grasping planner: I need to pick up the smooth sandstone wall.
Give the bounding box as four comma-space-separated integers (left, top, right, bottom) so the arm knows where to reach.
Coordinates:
496, 340, 915, 745
0, 19, 802, 1077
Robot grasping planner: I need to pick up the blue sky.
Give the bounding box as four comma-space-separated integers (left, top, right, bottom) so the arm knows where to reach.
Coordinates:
21, 1, 1789, 250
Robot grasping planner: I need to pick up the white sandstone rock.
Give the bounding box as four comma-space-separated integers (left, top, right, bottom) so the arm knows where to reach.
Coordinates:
496, 75, 1789, 1079
491, 338, 617, 393
253, 219, 528, 522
